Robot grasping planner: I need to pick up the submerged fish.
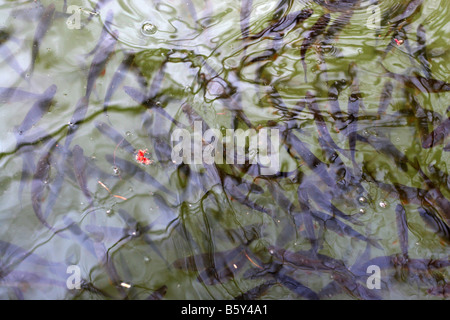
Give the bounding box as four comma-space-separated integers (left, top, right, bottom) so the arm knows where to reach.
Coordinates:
305, 91, 349, 156
14, 85, 57, 138
299, 13, 331, 82
377, 81, 394, 119
356, 131, 410, 172
94, 120, 136, 155
308, 209, 380, 248
15, 85, 57, 202
389, 0, 423, 25
313, 0, 360, 12
346, 62, 363, 170
42, 96, 88, 220
395, 204, 409, 256
246, 8, 314, 41
234, 280, 277, 300
146, 285, 168, 300
321, 9, 354, 49
27, 3, 55, 76
415, 24, 432, 78
85, 11, 118, 99
30, 140, 61, 233
103, 53, 147, 115
422, 117, 450, 149
117, 208, 172, 268
172, 245, 249, 285
380, 63, 450, 93
0, 87, 41, 103
267, 245, 347, 272
72, 145, 93, 207
123, 86, 184, 128
273, 271, 319, 300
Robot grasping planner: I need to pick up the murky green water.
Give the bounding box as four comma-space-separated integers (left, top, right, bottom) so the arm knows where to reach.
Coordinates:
0, 0, 449, 300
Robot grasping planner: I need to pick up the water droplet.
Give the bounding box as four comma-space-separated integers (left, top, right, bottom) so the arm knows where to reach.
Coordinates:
359, 208, 366, 214
125, 131, 132, 136
120, 282, 131, 289
128, 229, 139, 237
379, 200, 388, 208
358, 196, 368, 205
144, 256, 150, 262
141, 22, 157, 36
113, 166, 120, 175
106, 209, 113, 215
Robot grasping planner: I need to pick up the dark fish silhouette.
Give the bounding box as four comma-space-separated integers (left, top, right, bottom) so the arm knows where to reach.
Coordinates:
313, 0, 360, 12
123, 86, 184, 128
380, 63, 450, 93
305, 91, 349, 157
240, 0, 253, 38
0, 30, 27, 79
14, 85, 57, 137
246, 8, 314, 41
377, 81, 394, 119
85, 11, 118, 99
234, 280, 277, 300
0, 87, 41, 103
273, 271, 319, 300
300, 13, 330, 82
104, 53, 147, 115
267, 245, 347, 272
356, 132, 409, 172
117, 208, 172, 268
43, 96, 88, 220
146, 285, 168, 300
30, 140, 62, 233
65, 96, 89, 149
395, 204, 409, 256
427, 283, 450, 298
389, 0, 423, 25
172, 245, 249, 285
321, 10, 354, 48
308, 210, 381, 249
94, 120, 136, 155
422, 117, 450, 149
415, 24, 432, 77
15, 85, 57, 202
72, 145, 93, 207
27, 3, 55, 76
327, 79, 347, 130
282, 127, 335, 187
346, 62, 363, 170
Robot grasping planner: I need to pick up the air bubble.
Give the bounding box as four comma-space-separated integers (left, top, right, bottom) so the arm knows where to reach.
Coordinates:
358, 196, 368, 205
379, 200, 388, 208
141, 22, 157, 36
